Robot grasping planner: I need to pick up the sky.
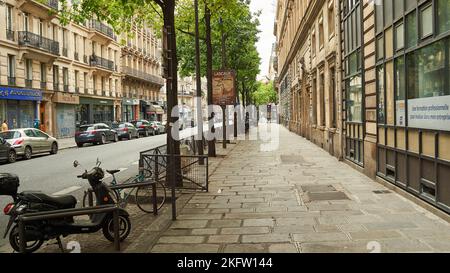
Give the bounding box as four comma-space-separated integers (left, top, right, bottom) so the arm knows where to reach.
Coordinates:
250, 0, 277, 81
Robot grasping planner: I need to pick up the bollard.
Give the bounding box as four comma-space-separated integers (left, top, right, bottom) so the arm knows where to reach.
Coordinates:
152, 182, 157, 216
18, 218, 26, 253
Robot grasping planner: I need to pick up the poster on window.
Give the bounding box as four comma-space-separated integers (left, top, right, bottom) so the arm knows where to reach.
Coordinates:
396, 100, 406, 126
408, 95, 450, 131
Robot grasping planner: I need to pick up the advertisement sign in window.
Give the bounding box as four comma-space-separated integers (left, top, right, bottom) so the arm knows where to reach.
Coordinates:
408, 95, 450, 131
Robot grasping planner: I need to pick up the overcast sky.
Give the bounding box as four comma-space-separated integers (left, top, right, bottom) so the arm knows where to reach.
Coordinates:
250, 0, 276, 80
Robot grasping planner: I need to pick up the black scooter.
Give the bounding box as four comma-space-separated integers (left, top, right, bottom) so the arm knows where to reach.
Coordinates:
0, 159, 131, 253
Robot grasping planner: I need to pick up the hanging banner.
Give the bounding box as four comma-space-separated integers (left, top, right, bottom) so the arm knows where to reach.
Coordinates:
408, 95, 450, 131
212, 70, 236, 105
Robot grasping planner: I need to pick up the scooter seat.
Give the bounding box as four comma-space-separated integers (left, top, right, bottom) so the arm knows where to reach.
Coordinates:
107, 169, 120, 175
21, 192, 77, 209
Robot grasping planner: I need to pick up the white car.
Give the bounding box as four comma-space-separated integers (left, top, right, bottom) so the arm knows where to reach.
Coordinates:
0, 128, 58, 160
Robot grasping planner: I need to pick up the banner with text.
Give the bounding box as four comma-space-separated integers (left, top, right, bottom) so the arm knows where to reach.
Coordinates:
408, 95, 450, 131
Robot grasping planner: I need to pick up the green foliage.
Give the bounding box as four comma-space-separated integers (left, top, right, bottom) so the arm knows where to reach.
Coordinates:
253, 81, 277, 106
175, 0, 261, 98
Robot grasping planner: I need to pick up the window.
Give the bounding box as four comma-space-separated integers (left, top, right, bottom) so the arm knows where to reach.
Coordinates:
377, 36, 384, 60
377, 65, 385, 124
395, 57, 406, 126
395, 23, 405, 51
376, 1, 383, 33
394, 0, 404, 20
346, 75, 363, 122
319, 72, 325, 126
420, 5, 433, 38
74, 33, 78, 53
311, 31, 316, 56
385, 27, 394, 58
75, 70, 79, 88
63, 68, 69, 90
40, 63, 46, 83
383, 0, 392, 27
84, 72, 88, 90
25, 59, 32, 85
405, 0, 417, 12
93, 75, 97, 92
319, 15, 324, 49
52, 24, 58, 41
39, 20, 43, 37
437, 0, 450, 34
7, 55, 15, 78
406, 11, 417, 48
6, 5, 13, 31
23, 13, 29, 32
312, 77, 317, 124
53, 65, 59, 86
328, 0, 335, 38
407, 39, 448, 99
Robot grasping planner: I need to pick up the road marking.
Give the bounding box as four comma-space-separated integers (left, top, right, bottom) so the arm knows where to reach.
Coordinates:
52, 186, 82, 196
132, 161, 139, 165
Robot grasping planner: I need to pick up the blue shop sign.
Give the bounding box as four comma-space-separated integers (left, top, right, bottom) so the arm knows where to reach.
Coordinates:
0, 87, 42, 101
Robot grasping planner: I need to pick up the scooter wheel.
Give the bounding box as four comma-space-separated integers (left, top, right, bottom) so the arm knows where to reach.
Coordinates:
9, 225, 44, 253
102, 215, 131, 243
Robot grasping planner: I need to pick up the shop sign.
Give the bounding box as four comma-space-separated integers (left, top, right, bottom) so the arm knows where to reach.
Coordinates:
79, 97, 114, 106
122, 98, 139, 106
408, 95, 450, 131
0, 87, 42, 101
53, 92, 80, 105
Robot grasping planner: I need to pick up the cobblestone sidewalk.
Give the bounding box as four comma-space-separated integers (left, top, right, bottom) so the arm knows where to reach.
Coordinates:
149, 124, 450, 253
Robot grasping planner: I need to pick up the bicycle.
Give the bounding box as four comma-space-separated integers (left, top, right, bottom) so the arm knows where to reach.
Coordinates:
82, 169, 167, 214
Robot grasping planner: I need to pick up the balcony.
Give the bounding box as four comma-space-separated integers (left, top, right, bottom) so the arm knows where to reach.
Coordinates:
83, 55, 88, 64
18, 31, 59, 63
17, 0, 58, 20
62, 48, 68, 57
53, 83, 59, 91
88, 20, 116, 44
8, 77, 16, 86
25, 79, 33, 88
6, 29, 15, 41
74, 52, 79, 61
90, 55, 114, 75
122, 67, 165, 86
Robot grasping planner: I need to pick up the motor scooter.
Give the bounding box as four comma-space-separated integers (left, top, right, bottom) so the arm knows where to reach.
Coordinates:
0, 159, 131, 253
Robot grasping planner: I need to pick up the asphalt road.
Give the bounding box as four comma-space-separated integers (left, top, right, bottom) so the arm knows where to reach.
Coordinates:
0, 133, 168, 248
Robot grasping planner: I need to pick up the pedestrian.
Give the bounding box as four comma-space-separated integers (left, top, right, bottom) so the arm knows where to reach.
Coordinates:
1, 119, 8, 132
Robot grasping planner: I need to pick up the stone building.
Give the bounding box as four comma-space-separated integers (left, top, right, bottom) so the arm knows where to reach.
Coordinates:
275, 0, 450, 214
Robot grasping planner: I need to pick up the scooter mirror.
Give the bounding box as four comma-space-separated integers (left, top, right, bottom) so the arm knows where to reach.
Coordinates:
73, 160, 79, 168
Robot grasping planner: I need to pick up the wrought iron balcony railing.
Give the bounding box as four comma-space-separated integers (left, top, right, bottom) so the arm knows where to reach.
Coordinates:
74, 52, 79, 61
90, 55, 114, 71
62, 48, 68, 57
6, 29, 14, 41
122, 67, 165, 85
53, 83, 59, 91
89, 20, 116, 40
64, 85, 69, 92
18, 31, 60, 55
25, 79, 33, 88
41, 82, 47, 89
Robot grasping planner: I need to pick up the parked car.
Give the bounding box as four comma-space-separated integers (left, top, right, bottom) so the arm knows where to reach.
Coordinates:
75, 123, 118, 147
131, 120, 155, 137
112, 122, 139, 140
150, 121, 166, 134
0, 128, 58, 160
0, 136, 16, 163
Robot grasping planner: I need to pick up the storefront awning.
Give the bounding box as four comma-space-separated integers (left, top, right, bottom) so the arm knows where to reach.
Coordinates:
148, 104, 165, 114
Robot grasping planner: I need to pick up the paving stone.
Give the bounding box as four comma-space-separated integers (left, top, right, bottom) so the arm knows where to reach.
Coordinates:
313, 225, 341, 233
243, 218, 275, 227
191, 228, 219, 235
224, 244, 266, 253
349, 230, 403, 240
273, 225, 315, 234
276, 217, 317, 226
363, 222, 418, 231
268, 243, 298, 253
152, 244, 220, 253
178, 214, 224, 220
209, 219, 242, 228
241, 234, 291, 243
292, 232, 350, 243
157, 236, 206, 244
207, 235, 240, 244
221, 227, 270, 235
300, 242, 369, 253
170, 220, 209, 229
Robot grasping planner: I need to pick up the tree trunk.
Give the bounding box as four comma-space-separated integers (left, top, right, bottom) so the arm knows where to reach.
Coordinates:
205, 4, 216, 157
161, 0, 181, 189
194, 0, 204, 159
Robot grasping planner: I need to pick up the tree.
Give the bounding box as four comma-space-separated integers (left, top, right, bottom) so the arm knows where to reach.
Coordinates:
253, 81, 278, 106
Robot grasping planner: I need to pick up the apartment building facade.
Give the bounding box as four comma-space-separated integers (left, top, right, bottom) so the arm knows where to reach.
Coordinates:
0, 0, 164, 138
275, 0, 450, 214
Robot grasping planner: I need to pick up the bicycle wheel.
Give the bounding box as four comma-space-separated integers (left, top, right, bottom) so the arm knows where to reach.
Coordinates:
82, 188, 119, 207
135, 182, 166, 213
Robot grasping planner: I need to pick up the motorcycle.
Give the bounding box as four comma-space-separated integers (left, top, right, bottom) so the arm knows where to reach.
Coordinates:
0, 159, 131, 253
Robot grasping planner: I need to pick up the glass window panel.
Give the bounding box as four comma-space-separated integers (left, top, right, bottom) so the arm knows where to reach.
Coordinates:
394, 0, 404, 20
395, 57, 406, 126
420, 5, 433, 38
405, 0, 417, 12
376, 1, 384, 33
356, 6, 361, 47
437, 0, 450, 34
406, 11, 417, 48
377, 65, 385, 124
384, 0, 393, 27
386, 61, 394, 125
385, 27, 394, 58
346, 75, 362, 122
395, 23, 405, 50
377, 36, 384, 60
407, 39, 447, 99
